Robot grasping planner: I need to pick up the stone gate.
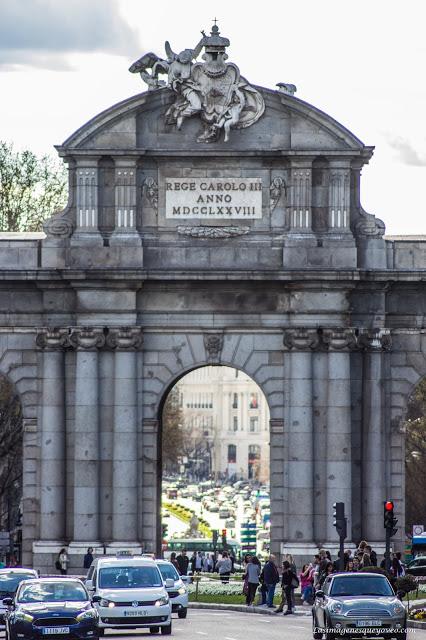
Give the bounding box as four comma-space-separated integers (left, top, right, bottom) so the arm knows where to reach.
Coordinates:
1, 25, 425, 571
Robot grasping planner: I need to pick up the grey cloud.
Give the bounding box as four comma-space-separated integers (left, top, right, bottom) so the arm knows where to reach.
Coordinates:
0, 0, 139, 69
388, 137, 426, 167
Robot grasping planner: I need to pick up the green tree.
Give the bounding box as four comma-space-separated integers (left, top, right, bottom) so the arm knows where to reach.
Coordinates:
405, 378, 426, 531
0, 376, 23, 530
162, 386, 185, 473
0, 141, 67, 232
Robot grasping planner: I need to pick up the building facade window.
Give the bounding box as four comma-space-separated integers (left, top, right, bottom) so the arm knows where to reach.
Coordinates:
232, 392, 238, 409
228, 444, 237, 463
249, 416, 258, 432
249, 393, 258, 409
233, 416, 238, 431
248, 444, 261, 480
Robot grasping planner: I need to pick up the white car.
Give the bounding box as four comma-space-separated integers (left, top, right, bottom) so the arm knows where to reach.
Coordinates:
0, 568, 38, 629
156, 560, 188, 618
86, 556, 172, 635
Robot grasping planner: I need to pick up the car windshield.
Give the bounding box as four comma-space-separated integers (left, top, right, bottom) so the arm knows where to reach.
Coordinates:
330, 576, 394, 597
0, 573, 36, 596
18, 581, 87, 603
99, 566, 163, 589
158, 564, 179, 582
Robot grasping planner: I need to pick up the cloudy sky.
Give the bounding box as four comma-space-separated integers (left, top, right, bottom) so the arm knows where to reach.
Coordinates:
1, 0, 425, 235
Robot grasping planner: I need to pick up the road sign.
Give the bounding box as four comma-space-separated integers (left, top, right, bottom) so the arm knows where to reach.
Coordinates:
413, 525, 424, 536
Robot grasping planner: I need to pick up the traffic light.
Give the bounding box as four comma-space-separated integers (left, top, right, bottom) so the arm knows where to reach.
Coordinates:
221, 529, 227, 546
384, 500, 398, 536
212, 529, 218, 546
333, 502, 347, 539
162, 523, 168, 540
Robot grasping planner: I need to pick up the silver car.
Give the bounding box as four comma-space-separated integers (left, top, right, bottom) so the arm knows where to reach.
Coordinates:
312, 572, 406, 640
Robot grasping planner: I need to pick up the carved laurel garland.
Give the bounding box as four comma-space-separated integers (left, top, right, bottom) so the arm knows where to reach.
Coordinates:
177, 226, 250, 238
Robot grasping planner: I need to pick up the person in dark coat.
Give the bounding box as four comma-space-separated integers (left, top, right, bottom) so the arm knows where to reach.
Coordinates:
176, 550, 190, 575
263, 555, 280, 608
83, 547, 94, 570
276, 560, 298, 614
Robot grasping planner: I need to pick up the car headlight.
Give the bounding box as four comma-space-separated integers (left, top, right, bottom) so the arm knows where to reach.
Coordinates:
391, 603, 405, 615
155, 596, 169, 607
178, 586, 187, 595
99, 599, 115, 608
329, 602, 343, 614
76, 609, 98, 622
14, 611, 34, 623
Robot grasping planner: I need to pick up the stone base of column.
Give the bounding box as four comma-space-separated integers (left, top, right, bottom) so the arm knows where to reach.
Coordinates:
279, 542, 319, 566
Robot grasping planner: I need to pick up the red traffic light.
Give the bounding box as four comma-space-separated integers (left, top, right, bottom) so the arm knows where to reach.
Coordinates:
221, 529, 227, 536
385, 501, 394, 511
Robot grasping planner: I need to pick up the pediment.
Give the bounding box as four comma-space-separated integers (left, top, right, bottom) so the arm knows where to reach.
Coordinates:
58, 87, 368, 157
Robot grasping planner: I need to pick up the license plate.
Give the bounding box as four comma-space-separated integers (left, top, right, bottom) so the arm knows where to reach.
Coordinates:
124, 609, 148, 616
356, 620, 382, 627
42, 628, 70, 635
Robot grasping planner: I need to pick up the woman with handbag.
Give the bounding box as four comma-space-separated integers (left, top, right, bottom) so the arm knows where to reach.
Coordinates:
279, 560, 298, 615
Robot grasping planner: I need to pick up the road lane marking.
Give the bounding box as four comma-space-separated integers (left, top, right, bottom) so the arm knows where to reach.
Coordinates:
225, 636, 238, 640
196, 632, 208, 636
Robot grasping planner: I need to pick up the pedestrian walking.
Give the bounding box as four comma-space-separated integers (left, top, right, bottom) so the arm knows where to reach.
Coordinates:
263, 554, 279, 608
170, 552, 180, 572
83, 547, 94, 570
300, 564, 313, 605
216, 551, 232, 584
245, 556, 261, 606
276, 560, 298, 615
56, 548, 69, 575
318, 561, 334, 588
258, 566, 267, 605
176, 550, 190, 576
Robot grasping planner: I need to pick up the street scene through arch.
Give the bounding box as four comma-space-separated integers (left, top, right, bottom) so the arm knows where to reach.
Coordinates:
160, 366, 271, 564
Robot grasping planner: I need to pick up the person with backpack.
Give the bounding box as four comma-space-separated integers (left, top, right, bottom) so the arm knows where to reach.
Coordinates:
263, 555, 280, 608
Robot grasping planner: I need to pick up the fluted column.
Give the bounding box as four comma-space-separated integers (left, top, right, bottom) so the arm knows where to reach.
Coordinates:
70, 327, 105, 542
289, 158, 313, 232
324, 329, 356, 541
283, 329, 317, 542
360, 329, 391, 540
71, 158, 103, 245
36, 328, 68, 541
107, 327, 143, 542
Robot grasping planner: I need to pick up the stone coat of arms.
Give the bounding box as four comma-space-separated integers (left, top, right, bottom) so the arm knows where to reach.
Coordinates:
129, 23, 265, 143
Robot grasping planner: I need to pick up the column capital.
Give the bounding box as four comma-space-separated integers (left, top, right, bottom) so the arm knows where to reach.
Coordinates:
322, 328, 358, 351
69, 327, 105, 350
106, 326, 143, 350
283, 328, 320, 351
358, 328, 392, 352
36, 328, 69, 350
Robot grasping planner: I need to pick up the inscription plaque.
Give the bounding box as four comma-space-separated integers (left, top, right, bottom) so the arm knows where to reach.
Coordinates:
165, 178, 262, 219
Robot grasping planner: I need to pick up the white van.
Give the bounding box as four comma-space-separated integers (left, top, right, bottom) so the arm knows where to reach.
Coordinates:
86, 556, 172, 635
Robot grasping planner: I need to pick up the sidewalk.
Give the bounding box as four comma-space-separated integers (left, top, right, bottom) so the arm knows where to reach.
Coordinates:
188, 602, 310, 616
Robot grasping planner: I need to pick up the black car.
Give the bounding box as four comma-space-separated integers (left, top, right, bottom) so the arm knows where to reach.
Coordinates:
406, 556, 426, 577
0, 569, 38, 627
4, 577, 100, 640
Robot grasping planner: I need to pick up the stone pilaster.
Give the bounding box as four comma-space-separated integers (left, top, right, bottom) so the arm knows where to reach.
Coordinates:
323, 328, 356, 541
359, 329, 391, 541
283, 329, 317, 542
313, 350, 328, 543
107, 327, 143, 543
69, 327, 105, 543
72, 158, 103, 245
36, 328, 68, 542
328, 160, 351, 232
289, 159, 313, 232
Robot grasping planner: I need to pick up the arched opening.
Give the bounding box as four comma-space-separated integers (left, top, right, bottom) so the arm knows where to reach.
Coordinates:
0, 375, 23, 565
404, 377, 426, 551
158, 365, 270, 562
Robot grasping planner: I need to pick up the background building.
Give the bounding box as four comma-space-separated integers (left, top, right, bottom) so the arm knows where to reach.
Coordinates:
177, 367, 270, 483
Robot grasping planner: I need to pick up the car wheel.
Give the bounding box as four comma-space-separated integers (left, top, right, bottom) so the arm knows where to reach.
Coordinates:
161, 622, 172, 635
150, 627, 160, 634
178, 608, 187, 619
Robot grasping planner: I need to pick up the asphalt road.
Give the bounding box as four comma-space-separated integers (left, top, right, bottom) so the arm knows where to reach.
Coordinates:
46, 610, 425, 639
